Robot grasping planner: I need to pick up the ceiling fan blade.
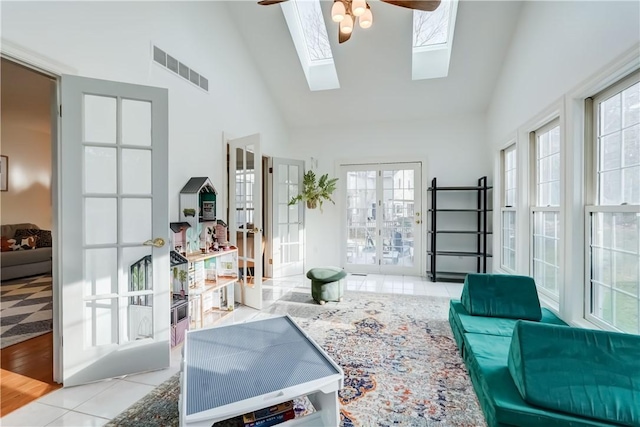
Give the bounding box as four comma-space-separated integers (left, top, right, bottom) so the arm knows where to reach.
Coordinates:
338, 27, 352, 44
380, 0, 441, 12
257, 0, 288, 5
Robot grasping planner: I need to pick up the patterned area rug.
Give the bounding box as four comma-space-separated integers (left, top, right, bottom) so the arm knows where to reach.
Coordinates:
0, 275, 53, 349
108, 290, 486, 427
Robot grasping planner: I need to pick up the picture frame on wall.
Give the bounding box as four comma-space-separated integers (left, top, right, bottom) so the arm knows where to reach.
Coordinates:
0, 155, 7, 191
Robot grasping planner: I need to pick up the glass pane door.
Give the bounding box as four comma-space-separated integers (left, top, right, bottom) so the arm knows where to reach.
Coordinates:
272, 158, 304, 278
228, 134, 262, 310
381, 167, 416, 268
61, 75, 169, 387
343, 163, 422, 275
345, 169, 378, 266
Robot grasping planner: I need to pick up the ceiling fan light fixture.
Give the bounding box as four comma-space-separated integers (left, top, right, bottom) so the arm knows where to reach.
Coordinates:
351, 0, 367, 16
339, 13, 354, 34
359, 7, 373, 29
331, 0, 346, 22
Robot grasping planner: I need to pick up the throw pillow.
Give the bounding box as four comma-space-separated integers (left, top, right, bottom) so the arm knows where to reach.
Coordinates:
14, 229, 52, 248
11, 236, 37, 250
1, 237, 15, 252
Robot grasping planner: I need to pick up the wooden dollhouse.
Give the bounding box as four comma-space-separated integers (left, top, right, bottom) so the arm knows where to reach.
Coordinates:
179, 177, 218, 253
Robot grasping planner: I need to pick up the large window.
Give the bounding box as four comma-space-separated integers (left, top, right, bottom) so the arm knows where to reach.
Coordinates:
531, 119, 561, 299
587, 72, 639, 334
501, 144, 517, 272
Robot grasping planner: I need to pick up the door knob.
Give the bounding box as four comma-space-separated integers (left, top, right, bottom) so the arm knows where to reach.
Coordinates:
252, 227, 262, 233
416, 220, 422, 224
143, 237, 166, 248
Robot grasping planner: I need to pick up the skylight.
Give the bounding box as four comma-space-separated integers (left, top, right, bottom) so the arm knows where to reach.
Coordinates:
281, 0, 340, 91
413, 2, 451, 50
412, 0, 458, 80
293, 0, 332, 62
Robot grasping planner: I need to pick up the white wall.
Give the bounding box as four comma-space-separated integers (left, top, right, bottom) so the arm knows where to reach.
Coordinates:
1, 1, 290, 222
287, 113, 491, 269
487, 1, 640, 145
1, 60, 53, 230
485, 0, 639, 325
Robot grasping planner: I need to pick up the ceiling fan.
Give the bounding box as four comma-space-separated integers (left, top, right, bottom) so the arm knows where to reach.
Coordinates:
258, 0, 442, 43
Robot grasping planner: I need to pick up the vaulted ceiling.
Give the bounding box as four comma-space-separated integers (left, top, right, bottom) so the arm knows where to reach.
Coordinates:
226, 0, 523, 128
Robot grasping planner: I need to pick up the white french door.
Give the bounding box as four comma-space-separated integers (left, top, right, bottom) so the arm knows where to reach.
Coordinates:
271, 158, 305, 278
60, 75, 169, 386
228, 134, 263, 310
343, 162, 422, 275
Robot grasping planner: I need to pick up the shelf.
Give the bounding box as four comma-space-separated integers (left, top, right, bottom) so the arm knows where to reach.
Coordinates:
427, 271, 469, 283
428, 251, 493, 257
203, 276, 237, 291
428, 209, 493, 212
185, 247, 237, 263
427, 186, 493, 191
428, 230, 493, 234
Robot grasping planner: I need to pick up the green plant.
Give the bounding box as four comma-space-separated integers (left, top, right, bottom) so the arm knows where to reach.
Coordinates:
288, 170, 338, 211
179, 270, 188, 291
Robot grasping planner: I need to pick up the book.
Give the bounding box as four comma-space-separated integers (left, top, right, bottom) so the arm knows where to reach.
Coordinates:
244, 409, 295, 427
243, 401, 293, 424
212, 396, 316, 427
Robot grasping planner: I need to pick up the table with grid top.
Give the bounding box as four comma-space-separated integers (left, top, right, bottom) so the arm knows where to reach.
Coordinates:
180, 315, 343, 427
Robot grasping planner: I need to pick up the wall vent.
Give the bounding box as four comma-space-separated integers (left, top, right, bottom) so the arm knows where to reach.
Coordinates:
152, 45, 208, 93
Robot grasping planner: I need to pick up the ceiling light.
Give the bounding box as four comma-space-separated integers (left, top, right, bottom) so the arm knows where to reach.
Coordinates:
340, 13, 354, 34
351, 0, 367, 16
331, 0, 373, 42
331, 0, 346, 22
359, 7, 373, 29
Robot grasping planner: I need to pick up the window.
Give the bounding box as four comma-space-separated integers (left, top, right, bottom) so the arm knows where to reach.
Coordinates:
531, 119, 561, 299
587, 71, 639, 334
501, 144, 517, 272
411, 1, 459, 80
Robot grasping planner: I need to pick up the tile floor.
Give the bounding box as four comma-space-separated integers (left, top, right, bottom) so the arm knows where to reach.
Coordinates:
0, 274, 461, 427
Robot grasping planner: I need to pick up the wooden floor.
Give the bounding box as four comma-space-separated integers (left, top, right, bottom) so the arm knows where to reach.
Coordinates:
1, 332, 60, 416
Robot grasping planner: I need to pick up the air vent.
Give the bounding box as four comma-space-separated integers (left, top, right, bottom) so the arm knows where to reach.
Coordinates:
152, 45, 209, 92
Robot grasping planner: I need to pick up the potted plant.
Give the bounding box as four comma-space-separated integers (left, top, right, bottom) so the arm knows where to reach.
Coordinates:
288, 170, 338, 211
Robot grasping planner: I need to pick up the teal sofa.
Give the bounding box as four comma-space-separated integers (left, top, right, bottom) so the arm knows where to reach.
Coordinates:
450, 273, 640, 427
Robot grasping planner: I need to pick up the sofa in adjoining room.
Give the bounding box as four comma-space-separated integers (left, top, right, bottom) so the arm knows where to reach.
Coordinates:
1, 223, 52, 281
450, 273, 640, 427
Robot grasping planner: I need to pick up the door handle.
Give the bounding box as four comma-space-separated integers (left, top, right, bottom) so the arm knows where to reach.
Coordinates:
416, 220, 422, 224
143, 237, 166, 248
252, 227, 262, 233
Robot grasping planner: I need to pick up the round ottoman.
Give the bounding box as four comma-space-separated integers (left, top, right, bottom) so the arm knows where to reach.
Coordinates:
307, 267, 347, 305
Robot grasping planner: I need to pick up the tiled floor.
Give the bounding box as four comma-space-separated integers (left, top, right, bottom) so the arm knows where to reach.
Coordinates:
0, 274, 460, 427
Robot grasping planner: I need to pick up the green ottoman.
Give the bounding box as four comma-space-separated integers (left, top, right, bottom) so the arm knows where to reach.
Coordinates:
307, 267, 347, 305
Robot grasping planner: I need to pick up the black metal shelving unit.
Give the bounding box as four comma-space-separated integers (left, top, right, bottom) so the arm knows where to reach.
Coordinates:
427, 176, 492, 282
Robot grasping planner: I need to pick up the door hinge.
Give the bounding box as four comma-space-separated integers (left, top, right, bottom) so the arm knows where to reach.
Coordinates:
59, 105, 62, 117
269, 167, 273, 173
269, 258, 273, 265
378, 259, 381, 265
378, 230, 381, 236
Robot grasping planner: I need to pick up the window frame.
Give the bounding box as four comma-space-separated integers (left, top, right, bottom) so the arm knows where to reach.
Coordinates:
584, 70, 640, 334
530, 118, 562, 302
500, 143, 517, 273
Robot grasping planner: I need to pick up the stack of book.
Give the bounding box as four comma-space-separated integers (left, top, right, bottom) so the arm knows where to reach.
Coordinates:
213, 396, 316, 427
243, 400, 294, 427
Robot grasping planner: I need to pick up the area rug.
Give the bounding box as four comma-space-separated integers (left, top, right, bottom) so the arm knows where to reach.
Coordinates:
108, 289, 486, 427
0, 275, 53, 349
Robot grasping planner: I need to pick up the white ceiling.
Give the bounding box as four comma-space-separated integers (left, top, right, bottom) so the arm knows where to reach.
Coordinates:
226, 0, 523, 129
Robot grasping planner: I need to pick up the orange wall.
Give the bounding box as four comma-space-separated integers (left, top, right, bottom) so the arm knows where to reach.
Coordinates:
0, 60, 53, 230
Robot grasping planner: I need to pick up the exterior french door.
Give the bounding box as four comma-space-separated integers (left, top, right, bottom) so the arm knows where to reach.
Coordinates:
343, 162, 422, 275
60, 75, 169, 386
228, 134, 263, 310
